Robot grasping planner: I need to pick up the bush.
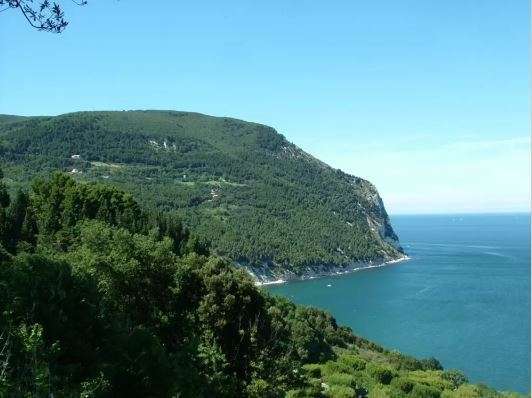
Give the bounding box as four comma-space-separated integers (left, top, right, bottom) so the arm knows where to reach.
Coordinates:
326, 372, 357, 388
411, 384, 442, 398
246, 379, 280, 398
441, 384, 482, 398
286, 386, 323, 398
406, 370, 455, 391
302, 364, 322, 378
420, 357, 444, 371
338, 354, 366, 371
327, 385, 356, 398
442, 370, 468, 389
388, 350, 425, 371
368, 384, 397, 398
367, 363, 395, 385
323, 360, 352, 376
391, 377, 415, 393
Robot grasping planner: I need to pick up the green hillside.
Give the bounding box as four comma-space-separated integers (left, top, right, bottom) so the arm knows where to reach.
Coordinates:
0, 172, 520, 397
0, 111, 403, 278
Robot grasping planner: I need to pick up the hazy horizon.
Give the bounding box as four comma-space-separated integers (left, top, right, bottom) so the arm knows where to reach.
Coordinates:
390, 211, 531, 216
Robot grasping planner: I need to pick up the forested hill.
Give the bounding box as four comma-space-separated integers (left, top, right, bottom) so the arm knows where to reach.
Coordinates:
0, 110, 403, 276
0, 172, 519, 397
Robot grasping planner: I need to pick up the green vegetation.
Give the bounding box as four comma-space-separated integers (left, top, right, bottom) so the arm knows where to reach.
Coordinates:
0, 170, 522, 397
0, 111, 402, 274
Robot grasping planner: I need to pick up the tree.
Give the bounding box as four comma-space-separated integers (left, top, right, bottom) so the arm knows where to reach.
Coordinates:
0, 171, 508, 397
0, 168, 9, 209
5, 190, 31, 252
0, 168, 10, 250
0, 0, 86, 33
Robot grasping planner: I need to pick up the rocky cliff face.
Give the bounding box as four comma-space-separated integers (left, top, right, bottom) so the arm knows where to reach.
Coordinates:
357, 179, 403, 252
243, 160, 406, 284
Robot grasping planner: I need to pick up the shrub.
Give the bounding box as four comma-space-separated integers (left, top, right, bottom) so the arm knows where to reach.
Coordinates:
442, 370, 468, 389
286, 386, 323, 398
391, 377, 415, 393
407, 370, 453, 391
246, 379, 280, 397
338, 354, 366, 371
368, 384, 397, 398
302, 364, 322, 378
420, 357, 444, 371
411, 384, 442, 398
367, 363, 395, 385
327, 385, 356, 398
323, 360, 352, 376
441, 384, 482, 398
326, 372, 357, 388
388, 350, 425, 371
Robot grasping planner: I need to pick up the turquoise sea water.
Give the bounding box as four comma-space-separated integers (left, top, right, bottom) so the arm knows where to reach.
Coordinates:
267, 214, 531, 393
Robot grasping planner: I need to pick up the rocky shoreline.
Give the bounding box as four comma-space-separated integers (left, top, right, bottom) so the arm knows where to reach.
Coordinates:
244, 254, 411, 286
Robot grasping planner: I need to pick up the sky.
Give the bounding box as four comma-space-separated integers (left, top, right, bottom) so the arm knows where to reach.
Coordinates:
0, 0, 529, 214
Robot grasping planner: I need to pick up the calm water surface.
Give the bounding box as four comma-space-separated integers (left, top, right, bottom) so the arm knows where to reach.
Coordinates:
267, 214, 531, 393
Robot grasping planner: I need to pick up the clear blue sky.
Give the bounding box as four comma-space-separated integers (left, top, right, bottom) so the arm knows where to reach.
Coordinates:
0, 0, 529, 214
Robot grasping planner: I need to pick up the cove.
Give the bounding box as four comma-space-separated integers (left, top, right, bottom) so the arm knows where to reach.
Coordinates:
267, 214, 531, 393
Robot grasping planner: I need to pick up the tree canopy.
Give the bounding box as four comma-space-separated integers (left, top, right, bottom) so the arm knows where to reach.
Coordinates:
0, 111, 403, 276
0, 169, 521, 397
0, 0, 86, 33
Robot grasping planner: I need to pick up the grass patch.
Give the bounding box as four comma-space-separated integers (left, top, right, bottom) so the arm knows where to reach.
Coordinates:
90, 161, 124, 168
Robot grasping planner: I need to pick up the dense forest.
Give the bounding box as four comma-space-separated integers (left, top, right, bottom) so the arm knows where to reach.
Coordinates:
0, 111, 402, 274
0, 170, 522, 397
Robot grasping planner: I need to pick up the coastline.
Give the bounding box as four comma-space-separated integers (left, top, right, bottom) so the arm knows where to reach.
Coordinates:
252, 254, 411, 287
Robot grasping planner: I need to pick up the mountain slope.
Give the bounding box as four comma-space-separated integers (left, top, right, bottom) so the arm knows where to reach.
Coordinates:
0, 174, 517, 397
0, 110, 404, 278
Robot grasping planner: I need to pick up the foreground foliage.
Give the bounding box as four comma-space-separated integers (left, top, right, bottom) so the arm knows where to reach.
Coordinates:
0, 172, 523, 397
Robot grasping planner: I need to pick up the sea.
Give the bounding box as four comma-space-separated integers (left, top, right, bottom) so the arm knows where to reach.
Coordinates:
267, 213, 531, 393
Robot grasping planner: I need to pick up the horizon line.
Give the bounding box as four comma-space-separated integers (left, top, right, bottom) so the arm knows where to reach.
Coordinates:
390, 211, 530, 216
